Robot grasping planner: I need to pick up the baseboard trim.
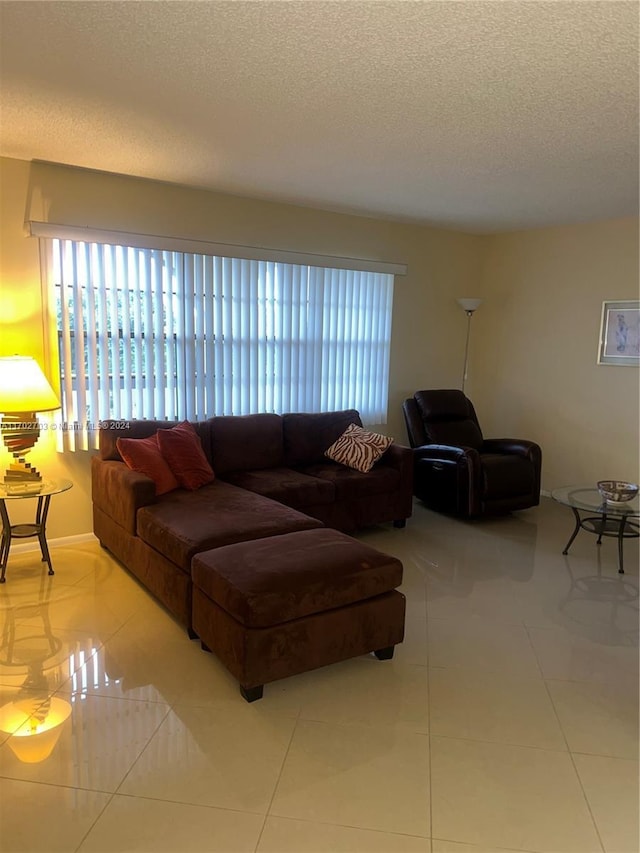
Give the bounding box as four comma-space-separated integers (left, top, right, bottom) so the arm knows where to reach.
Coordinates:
540, 489, 551, 497
8, 532, 98, 556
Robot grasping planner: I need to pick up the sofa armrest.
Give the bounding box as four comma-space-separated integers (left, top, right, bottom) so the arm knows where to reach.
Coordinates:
379, 442, 413, 476
383, 442, 415, 522
91, 457, 157, 535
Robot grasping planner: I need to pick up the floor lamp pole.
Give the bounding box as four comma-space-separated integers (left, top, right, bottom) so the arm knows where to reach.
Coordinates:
456, 298, 483, 394
461, 310, 473, 393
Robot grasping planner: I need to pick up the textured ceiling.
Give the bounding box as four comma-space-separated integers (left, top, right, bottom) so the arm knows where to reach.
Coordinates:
0, 0, 638, 232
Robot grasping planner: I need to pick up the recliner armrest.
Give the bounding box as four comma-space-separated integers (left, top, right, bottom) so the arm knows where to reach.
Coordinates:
413, 444, 479, 464
412, 443, 482, 515
482, 438, 541, 460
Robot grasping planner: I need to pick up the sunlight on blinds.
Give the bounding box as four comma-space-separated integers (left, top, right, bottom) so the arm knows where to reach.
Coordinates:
47, 239, 395, 450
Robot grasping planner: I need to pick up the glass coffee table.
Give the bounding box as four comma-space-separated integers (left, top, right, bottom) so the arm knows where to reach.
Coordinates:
551, 485, 639, 574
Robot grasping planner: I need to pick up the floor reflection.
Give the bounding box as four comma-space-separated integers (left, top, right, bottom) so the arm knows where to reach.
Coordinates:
0, 573, 123, 764
0, 501, 636, 853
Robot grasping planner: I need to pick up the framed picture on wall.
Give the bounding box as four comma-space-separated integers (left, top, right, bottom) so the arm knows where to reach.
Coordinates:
598, 300, 640, 366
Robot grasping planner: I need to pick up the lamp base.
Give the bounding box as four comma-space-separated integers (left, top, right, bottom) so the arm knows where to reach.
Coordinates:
3, 470, 42, 483
3, 481, 44, 495
1, 412, 43, 484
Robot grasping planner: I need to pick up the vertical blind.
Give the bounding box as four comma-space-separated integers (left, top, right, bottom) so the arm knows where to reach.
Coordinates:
47, 238, 395, 450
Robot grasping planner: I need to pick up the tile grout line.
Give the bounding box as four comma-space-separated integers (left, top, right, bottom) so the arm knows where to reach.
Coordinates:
525, 622, 607, 853
73, 788, 117, 853
252, 704, 302, 852
101, 700, 174, 798
424, 582, 434, 851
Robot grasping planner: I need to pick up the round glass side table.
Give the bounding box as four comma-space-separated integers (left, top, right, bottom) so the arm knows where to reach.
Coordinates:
551, 485, 639, 574
0, 479, 73, 583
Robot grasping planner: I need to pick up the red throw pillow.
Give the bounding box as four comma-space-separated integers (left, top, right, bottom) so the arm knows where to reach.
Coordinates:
116, 434, 179, 496
156, 421, 215, 490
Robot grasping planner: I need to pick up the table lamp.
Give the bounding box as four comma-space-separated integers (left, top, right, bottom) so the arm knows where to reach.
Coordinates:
0, 356, 60, 485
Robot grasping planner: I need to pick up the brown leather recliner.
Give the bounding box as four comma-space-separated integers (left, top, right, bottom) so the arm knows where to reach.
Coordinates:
402, 389, 542, 517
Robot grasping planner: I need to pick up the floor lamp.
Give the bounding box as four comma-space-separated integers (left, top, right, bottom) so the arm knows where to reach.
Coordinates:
456, 298, 483, 393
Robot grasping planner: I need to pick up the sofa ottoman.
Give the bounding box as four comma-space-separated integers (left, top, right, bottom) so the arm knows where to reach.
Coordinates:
191, 528, 406, 701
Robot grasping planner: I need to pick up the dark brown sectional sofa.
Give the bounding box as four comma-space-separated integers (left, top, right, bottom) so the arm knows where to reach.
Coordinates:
92, 409, 413, 633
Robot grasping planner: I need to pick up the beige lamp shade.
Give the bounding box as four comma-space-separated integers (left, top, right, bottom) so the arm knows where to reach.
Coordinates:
0, 356, 59, 413
0, 356, 60, 483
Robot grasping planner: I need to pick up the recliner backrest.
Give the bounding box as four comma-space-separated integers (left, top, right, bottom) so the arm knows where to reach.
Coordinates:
413, 390, 484, 450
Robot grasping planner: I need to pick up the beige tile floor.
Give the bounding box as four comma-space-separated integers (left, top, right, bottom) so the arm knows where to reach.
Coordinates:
0, 497, 637, 853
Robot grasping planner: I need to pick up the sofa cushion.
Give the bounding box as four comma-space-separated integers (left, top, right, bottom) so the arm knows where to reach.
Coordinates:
282, 409, 362, 467
156, 421, 215, 490
325, 423, 393, 473
208, 414, 284, 475
221, 467, 335, 508
136, 479, 323, 571
298, 462, 401, 501
100, 419, 213, 463
116, 434, 179, 496
192, 528, 403, 628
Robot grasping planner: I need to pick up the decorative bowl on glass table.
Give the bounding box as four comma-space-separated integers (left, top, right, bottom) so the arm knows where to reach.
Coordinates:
597, 480, 639, 504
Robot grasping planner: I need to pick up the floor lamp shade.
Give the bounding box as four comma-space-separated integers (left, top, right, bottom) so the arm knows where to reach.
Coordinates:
0, 356, 60, 483
457, 297, 483, 314
456, 298, 484, 393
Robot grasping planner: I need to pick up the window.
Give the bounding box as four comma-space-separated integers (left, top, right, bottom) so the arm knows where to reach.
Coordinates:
45, 237, 395, 450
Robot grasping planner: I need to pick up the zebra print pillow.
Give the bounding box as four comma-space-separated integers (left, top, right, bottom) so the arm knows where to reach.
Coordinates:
325, 423, 393, 473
